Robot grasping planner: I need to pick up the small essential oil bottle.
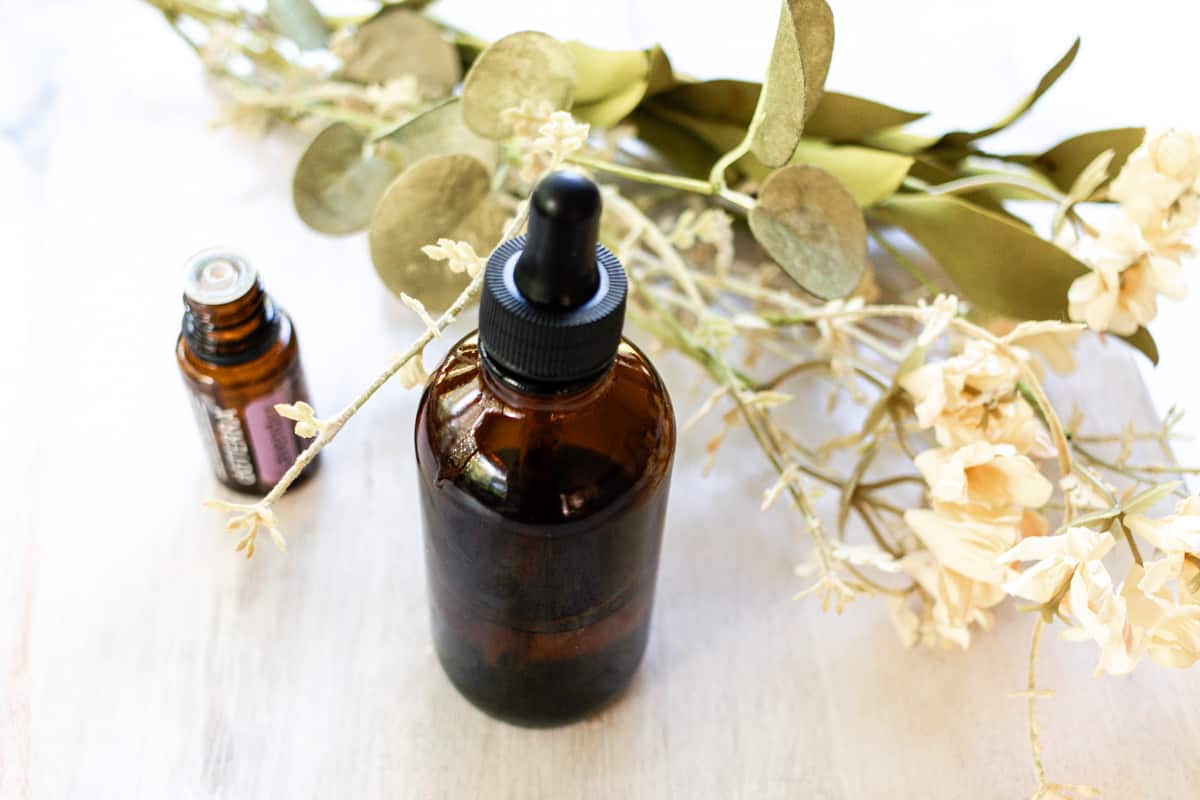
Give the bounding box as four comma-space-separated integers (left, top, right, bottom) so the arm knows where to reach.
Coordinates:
176, 249, 318, 495
415, 171, 676, 726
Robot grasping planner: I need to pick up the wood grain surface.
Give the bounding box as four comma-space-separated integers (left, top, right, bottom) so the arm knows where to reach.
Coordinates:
3, 3, 1198, 798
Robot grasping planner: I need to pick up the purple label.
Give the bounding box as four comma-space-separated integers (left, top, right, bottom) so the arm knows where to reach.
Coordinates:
244, 380, 302, 485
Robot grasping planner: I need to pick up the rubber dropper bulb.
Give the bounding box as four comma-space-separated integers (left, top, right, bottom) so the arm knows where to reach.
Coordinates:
513, 170, 602, 309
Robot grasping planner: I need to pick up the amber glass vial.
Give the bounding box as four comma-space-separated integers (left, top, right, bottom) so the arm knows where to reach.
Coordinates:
415, 172, 675, 726
176, 249, 317, 495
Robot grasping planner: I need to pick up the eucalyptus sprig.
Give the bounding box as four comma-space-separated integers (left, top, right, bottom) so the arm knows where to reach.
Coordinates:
145, 2, 1200, 796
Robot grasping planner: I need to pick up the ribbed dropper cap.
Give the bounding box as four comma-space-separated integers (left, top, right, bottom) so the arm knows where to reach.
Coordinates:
478, 170, 627, 392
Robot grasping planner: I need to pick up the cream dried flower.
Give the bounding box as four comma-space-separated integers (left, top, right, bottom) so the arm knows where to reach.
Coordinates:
1123, 563, 1200, 669
1124, 494, 1200, 594
518, 111, 590, 184
932, 397, 1052, 457
901, 340, 1023, 429
204, 499, 287, 558
421, 238, 484, 278
1108, 129, 1200, 230
396, 352, 428, 389
895, 549, 1007, 649
499, 98, 556, 140
904, 505, 1024, 587
1002, 527, 1135, 674
200, 22, 240, 70
914, 294, 959, 347
363, 77, 421, 118
1001, 526, 1116, 606
275, 400, 323, 438
815, 297, 865, 389
1068, 215, 1184, 334
914, 441, 1053, 511
670, 208, 735, 274
1060, 558, 1137, 675
399, 293, 441, 337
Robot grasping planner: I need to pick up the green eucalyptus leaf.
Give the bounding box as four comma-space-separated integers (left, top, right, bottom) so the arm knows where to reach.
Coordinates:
640, 101, 746, 154
368, 154, 506, 310
653, 79, 760, 126
266, 0, 329, 49
789, 140, 913, 207
1120, 326, 1159, 365
871, 194, 1087, 320
804, 92, 927, 142
568, 42, 648, 104
645, 45, 676, 96
1018, 128, 1146, 192
749, 165, 867, 299
862, 127, 939, 155
628, 109, 720, 179
936, 38, 1080, 150
376, 98, 498, 171
751, 0, 835, 166
460, 31, 576, 139
337, 9, 460, 95
567, 42, 653, 127
293, 123, 400, 235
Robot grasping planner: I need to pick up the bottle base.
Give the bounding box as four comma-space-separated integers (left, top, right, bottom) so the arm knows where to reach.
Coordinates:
431, 610, 651, 728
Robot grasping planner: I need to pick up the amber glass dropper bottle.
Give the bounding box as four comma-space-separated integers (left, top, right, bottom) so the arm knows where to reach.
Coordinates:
415, 171, 676, 727
176, 249, 318, 495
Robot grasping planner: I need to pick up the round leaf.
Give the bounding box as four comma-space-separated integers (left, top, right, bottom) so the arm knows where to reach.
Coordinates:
337, 9, 460, 96
460, 31, 576, 139
368, 154, 506, 310
751, 0, 835, 167
293, 123, 400, 235
749, 165, 866, 299
377, 98, 498, 171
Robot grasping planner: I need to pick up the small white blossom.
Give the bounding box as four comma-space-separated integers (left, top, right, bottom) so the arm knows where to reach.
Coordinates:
274, 401, 323, 438
421, 238, 484, 278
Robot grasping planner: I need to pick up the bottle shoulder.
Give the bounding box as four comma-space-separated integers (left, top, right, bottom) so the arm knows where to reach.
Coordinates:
415, 333, 675, 525
177, 311, 299, 389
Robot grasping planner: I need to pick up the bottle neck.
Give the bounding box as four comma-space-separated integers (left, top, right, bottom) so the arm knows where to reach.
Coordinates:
182, 279, 280, 366
480, 340, 615, 408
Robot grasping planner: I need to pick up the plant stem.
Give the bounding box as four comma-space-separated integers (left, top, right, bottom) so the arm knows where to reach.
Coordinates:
903, 174, 1065, 205
867, 227, 938, 297
1026, 616, 1049, 792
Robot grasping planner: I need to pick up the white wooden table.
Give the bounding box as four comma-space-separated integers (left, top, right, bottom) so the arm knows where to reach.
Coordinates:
3, 2, 1198, 797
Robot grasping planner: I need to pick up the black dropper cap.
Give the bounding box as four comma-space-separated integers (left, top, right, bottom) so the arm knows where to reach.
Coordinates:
479, 170, 627, 393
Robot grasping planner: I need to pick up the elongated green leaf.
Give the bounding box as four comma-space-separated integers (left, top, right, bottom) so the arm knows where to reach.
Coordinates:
645, 45, 676, 96
460, 31, 576, 139
1121, 326, 1159, 365
871, 194, 1087, 320
804, 92, 926, 142
936, 38, 1080, 150
1122, 481, 1181, 514
640, 101, 746, 154
653, 79, 760, 126
567, 42, 655, 127
751, 0, 835, 166
789, 140, 912, 207
336, 9, 460, 95
568, 42, 648, 104
293, 123, 399, 235
1018, 127, 1146, 192
750, 165, 866, 299
267, 0, 328, 49
628, 109, 720, 179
